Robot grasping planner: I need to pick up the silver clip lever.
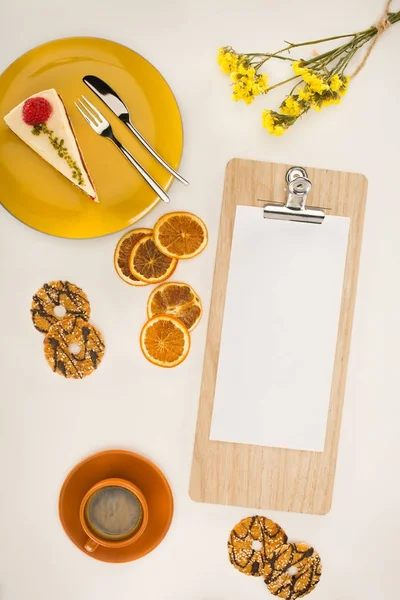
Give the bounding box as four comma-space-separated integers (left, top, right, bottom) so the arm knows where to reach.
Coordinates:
263, 167, 325, 224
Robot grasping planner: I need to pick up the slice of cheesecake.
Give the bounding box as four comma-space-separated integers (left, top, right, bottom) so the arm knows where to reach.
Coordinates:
4, 89, 97, 202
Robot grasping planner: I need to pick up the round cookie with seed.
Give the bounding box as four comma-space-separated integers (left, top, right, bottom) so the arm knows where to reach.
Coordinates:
31, 280, 91, 334
44, 316, 105, 379
264, 542, 322, 599
228, 516, 288, 577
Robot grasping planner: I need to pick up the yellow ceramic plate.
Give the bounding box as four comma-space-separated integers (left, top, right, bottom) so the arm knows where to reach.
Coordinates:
0, 37, 183, 238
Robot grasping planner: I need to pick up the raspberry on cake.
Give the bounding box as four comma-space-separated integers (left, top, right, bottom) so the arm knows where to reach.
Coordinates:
4, 89, 97, 202
22, 97, 53, 125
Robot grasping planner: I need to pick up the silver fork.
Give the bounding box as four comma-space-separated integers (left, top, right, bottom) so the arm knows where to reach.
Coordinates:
75, 96, 169, 203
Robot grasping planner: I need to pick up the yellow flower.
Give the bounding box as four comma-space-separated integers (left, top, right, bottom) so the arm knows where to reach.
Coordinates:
217, 47, 242, 74
273, 126, 285, 136
262, 110, 278, 134
236, 64, 255, 77
262, 112, 285, 136
329, 74, 342, 92
231, 69, 269, 104
338, 75, 350, 97
329, 73, 350, 95
262, 110, 294, 136
324, 96, 341, 106
311, 91, 342, 111
231, 67, 256, 82
231, 75, 254, 104
310, 73, 350, 110
218, 47, 269, 104
302, 71, 329, 94
292, 61, 306, 76
297, 86, 313, 102
293, 61, 329, 95
280, 96, 303, 117
254, 73, 269, 94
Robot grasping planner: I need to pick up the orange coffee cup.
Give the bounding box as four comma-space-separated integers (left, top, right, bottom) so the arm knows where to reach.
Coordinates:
79, 478, 148, 553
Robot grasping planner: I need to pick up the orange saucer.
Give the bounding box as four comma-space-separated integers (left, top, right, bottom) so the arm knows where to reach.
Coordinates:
59, 449, 173, 563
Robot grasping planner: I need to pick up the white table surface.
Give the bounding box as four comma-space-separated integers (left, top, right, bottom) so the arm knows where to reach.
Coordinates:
1, 1, 399, 598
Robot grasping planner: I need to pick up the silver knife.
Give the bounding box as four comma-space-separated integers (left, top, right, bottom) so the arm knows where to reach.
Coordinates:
83, 75, 188, 186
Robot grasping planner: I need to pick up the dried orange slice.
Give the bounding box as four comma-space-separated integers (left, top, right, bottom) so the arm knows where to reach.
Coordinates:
129, 234, 177, 284
114, 228, 152, 286
147, 282, 202, 332
153, 212, 208, 259
140, 315, 190, 367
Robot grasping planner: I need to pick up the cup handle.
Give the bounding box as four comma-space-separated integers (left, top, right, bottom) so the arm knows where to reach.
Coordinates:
85, 537, 99, 553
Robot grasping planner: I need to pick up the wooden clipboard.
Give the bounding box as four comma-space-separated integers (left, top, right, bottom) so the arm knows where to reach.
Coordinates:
190, 159, 367, 515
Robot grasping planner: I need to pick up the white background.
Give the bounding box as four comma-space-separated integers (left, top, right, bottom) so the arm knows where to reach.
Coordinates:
0, 0, 399, 599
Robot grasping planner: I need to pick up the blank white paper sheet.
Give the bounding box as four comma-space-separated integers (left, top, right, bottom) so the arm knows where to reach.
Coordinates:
210, 205, 350, 452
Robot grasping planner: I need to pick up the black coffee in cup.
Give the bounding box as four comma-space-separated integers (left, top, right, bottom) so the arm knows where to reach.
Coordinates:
85, 485, 143, 541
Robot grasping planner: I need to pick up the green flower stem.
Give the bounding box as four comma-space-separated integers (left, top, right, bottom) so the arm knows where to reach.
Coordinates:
228, 9, 400, 98
266, 29, 375, 93
305, 30, 374, 68
242, 9, 400, 77
251, 28, 375, 63
275, 31, 367, 54
252, 55, 295, 67
322, 30, 377, 73
247, 53, 293, 61
267, 75, 302, 93
243, 31, 367, 60
389, 11, 400, 24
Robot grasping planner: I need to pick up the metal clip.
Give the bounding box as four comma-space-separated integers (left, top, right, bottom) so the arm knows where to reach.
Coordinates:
263, 166, 325, 224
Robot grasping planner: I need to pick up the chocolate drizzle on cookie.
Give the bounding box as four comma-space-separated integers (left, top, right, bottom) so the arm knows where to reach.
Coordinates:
264, 542, 322, 599
44, 316, 105, 379
31, 281, 91, 334
228, 516, 288, 577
